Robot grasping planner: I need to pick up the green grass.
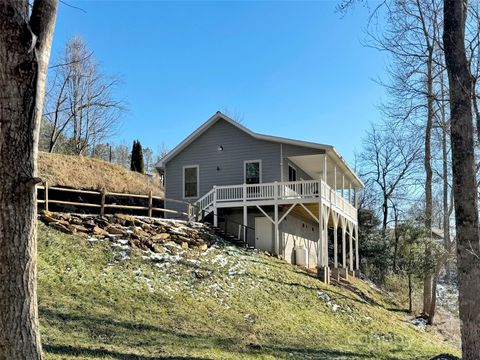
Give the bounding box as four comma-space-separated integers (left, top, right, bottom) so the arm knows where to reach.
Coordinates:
38, 223, 459, 359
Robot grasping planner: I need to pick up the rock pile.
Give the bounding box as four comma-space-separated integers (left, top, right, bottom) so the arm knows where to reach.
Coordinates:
40, 211, 217, 252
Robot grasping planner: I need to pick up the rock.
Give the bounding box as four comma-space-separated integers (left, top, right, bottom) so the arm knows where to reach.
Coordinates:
93, 226, 109, 236
152, 244, 166, 253
133, 227, 149, 238
152, 233, 170, 241
41, 213, 59, 223
199, 243, 208, 251
181, 242, 189, 250
105, 225, 127, 236
50, 222, 74, 234
71, 224, 89, 233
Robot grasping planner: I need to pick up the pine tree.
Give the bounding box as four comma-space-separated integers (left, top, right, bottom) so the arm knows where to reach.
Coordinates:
130, 140, 145, 174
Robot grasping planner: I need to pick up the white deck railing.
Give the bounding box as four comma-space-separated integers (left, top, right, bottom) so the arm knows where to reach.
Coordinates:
195, 179, 357, 222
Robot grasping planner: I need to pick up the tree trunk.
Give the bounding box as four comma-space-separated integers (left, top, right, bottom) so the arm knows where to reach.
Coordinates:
0, 1, 57, 359
444, 0, 480, 358
423, 48, 434, 317
408, 272, 413, 314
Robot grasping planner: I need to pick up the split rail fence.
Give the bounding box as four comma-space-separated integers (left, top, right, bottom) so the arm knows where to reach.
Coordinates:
36, 182, 196, 219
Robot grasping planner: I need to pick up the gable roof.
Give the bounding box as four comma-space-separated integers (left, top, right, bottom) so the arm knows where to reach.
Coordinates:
157, 111, 364, 188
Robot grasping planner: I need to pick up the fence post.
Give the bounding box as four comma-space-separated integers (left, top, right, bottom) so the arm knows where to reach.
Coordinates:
148, 190, 153, 217
45, 181, 49, 212
100, 189, 106, 217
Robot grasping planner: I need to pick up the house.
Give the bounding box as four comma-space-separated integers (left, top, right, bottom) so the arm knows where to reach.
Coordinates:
157, 112, 364, 282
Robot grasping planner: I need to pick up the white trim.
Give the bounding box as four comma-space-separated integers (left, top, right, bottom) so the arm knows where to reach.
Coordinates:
182, 165, 199, 200
244, 159, 262, 184
156, 111, 364, 188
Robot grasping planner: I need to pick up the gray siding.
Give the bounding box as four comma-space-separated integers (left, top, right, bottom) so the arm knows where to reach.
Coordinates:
165, 119, 281, 213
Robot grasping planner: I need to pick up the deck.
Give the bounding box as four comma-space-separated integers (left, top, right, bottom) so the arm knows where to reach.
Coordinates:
194, 179, 357, 224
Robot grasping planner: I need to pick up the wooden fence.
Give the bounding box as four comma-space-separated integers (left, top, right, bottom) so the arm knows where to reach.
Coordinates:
36, 182, 195, 219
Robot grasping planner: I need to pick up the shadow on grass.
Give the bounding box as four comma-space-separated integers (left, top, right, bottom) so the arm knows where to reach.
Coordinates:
41, 307, 372, 359
43, 343, 210, 359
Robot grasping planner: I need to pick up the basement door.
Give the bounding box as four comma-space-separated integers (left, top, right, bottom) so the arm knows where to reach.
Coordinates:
255, 217, 273, 252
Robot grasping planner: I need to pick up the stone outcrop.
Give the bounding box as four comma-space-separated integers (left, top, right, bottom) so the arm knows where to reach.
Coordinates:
39, 211, 217, 252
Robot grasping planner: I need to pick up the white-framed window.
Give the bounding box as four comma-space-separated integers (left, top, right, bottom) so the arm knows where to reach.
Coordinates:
244, 160, 262, 184
288, 164, 297, 182
183, 165, 199, 199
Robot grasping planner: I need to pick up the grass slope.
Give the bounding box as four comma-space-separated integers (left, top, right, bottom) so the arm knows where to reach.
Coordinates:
38, 152, 163, 196
38, 223, 459, 360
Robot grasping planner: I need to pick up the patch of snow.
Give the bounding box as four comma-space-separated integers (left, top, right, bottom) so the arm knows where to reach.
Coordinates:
411, 317, 428, 331
212, 254, 228, 268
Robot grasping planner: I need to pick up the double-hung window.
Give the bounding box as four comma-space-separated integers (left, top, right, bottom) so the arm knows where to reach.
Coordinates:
183, 165, 199, 199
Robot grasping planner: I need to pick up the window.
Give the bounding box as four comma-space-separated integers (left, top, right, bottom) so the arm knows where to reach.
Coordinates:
288, 165, 297, 182
183, 165, 199, 198
245, 160, 261, 184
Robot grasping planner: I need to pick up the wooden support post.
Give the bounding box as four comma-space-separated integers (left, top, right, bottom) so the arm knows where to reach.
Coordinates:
342, 221, 347, 269
333, 218, 338, 268
100, 189, 106, 217
44, 181, 49, 212
355, 224, 359, 271
349, 226, 354, 273
243, 206, 248, 244
318, 199, 324, 267
274, 203, 279, 255
148, 190, 153, 217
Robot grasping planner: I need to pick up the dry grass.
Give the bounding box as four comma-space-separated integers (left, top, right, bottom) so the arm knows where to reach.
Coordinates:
38, 152, 164, 196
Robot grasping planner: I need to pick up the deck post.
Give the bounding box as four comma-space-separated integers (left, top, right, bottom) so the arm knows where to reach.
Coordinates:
355, 224, 359, 271
337, 218, 348, 279
243, 205, 248, 244
334, 166, 337, 196
333, 216, 338, 268
349, 224, 354, 275
349, 183, 352, 205
213, 186, 218, 227
274, 182, 279, 256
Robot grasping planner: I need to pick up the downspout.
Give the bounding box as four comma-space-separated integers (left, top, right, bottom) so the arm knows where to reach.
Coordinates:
280, 144, 284, 182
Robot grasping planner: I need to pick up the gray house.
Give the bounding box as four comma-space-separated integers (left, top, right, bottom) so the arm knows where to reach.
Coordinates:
157, 112, 363, 282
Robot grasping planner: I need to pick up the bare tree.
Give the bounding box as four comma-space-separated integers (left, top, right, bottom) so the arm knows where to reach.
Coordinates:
359, 122, 421, 233
42, 36, 124, 155
0, 0, 58, 358
444, 0, 480, 357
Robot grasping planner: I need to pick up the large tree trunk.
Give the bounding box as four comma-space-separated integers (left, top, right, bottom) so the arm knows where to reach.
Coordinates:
444, 0, 480, 358
0, 1, 57, 359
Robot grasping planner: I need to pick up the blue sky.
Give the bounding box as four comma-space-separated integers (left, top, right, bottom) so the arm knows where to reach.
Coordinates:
52, 1, 388, 163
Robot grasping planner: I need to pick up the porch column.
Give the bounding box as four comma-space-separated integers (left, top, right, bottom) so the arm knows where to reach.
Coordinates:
342, 221, 346, 269
348, 183, 352, 205
355, 224, 359, 271
342, 175, 345, 200
318, 199, 324, 267
274, 203, 279, 255
334, 166, 337, 193
349, 226, 354, 272
333, 216, 338, 268
243, 206, 247, 243
322, 154, 327, 184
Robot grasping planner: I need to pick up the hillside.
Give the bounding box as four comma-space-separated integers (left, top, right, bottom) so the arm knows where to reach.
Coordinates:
38, 152, 163, 196
38, 221, 459, 360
